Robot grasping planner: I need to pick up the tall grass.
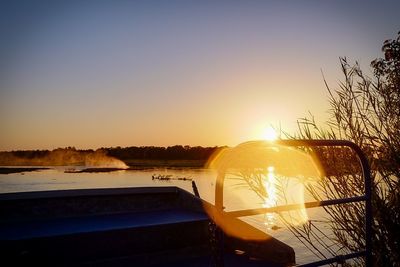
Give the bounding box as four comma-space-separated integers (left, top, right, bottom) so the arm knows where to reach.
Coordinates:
286, 32, 400, 266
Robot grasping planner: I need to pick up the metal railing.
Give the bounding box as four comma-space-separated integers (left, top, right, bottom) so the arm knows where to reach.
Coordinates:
214, 140, 372, 267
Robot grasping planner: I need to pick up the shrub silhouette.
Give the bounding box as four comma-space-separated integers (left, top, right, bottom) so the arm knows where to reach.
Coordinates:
292, 31, 400, 266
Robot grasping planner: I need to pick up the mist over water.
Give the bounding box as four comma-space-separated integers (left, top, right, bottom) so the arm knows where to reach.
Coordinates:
0, 149, 128, 168
84, 151, 128, 168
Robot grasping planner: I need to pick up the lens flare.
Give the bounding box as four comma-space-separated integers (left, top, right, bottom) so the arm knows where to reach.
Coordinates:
205, 140, 323, 239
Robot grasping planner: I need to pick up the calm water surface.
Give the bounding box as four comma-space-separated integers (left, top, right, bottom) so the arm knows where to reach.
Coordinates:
0, 167, 338, 264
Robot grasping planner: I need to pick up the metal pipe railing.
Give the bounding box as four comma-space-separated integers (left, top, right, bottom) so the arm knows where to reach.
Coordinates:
225, 196, 366, 217
214, 139, 372, 267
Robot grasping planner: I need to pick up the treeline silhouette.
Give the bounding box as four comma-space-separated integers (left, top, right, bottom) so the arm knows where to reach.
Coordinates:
0, 145, 225, 166
106, 145, 223, 160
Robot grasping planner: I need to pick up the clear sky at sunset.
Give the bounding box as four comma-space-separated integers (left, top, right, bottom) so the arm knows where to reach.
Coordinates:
0, 0, 399, 150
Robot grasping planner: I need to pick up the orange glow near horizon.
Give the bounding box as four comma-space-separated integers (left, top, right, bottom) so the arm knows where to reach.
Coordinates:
1, 1, 394, 150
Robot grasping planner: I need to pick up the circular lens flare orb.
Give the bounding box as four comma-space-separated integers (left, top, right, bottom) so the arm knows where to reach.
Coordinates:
263, 126, 278, 141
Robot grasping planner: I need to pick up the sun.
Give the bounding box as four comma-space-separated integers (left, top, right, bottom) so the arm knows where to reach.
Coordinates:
263, 126, 278, 141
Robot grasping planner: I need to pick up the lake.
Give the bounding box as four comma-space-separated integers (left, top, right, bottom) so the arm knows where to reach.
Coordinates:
0, 166, 342, 265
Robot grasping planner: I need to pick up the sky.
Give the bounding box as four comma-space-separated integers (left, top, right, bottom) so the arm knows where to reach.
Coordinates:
0, 0, 399, 150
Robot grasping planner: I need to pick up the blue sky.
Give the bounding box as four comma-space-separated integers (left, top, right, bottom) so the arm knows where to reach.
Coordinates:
0, 0, 399, 150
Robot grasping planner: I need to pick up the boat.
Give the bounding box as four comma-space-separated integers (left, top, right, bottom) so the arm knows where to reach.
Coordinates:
0, 139, 374, 266
0, 186, 295, 266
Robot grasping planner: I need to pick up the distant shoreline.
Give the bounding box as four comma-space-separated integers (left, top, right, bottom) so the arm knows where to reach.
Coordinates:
0, 159, 208, 174
123, 159, 207, 168
0, 159, 207, 168
0, 146, 223, 168
0, 167, 51, 174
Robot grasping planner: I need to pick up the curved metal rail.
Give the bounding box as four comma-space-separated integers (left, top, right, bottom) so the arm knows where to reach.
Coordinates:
214, 139, 372, 267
